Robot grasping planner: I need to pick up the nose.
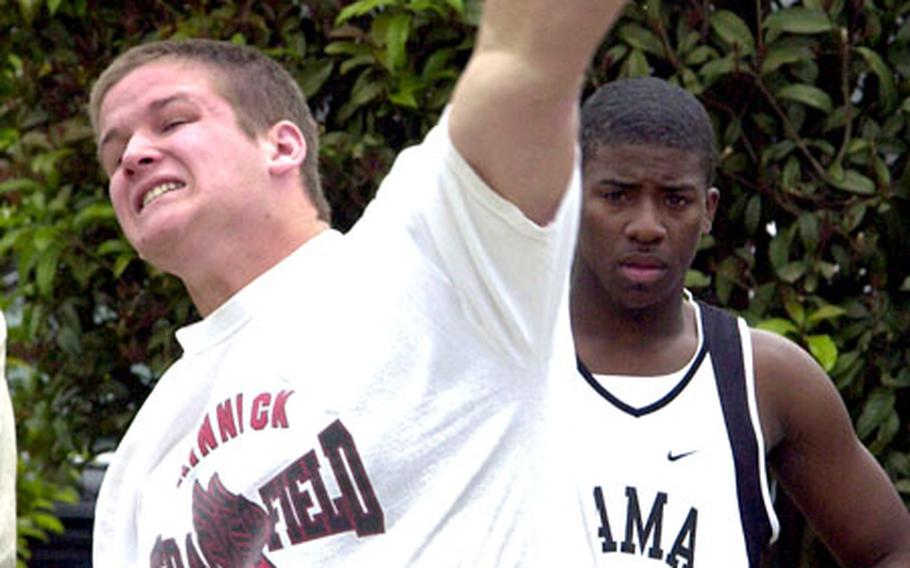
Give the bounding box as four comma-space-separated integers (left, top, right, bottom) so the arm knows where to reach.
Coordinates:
120, 133, 161, 177
624, 199, 667, 244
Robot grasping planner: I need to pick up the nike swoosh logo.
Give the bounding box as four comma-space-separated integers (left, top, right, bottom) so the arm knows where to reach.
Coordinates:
667, 450, 697, 461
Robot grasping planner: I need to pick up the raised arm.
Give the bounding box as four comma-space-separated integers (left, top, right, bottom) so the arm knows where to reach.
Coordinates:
449, 0, 626, 225
753, 330, 910, 567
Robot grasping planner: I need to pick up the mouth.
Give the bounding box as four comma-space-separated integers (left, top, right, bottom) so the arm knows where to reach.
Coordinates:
617, 254, 668, 284
140, 181, 185, 211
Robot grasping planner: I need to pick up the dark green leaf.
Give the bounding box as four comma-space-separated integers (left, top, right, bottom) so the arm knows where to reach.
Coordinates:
882, 369, 910, 389
756, 318, 799, 336
336, 0, 396, 24
768, 231, 791, 272
298, 60, 335, 98
870, 412, 899, 454
710, 10, 755, 56
683, 45, 717, 66
625, 48, 651, 77
0, 177, 43, 194
776, 84, 833, 113
761, 45, 812, 74
73, 203, 116, 230
698, 54, 735, 84
856, 388, 896, 440
744, 195, 761, 235
113, 254, 134, 278
784, 297, 806, 325
778, 261, 806, 283
798, 212, 819, 250
340, 54, 375, 76
324, 41, 372, 58
764, 7, 834, 36
685, 269, 710, 288
807, 304, 846, 323
617, 23, 666, 57
830, 169, 877, 195
855, 47, 897, 113
36, 241, 64, 298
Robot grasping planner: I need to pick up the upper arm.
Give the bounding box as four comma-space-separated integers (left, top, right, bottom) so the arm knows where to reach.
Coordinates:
448, 0, 626, 225
753, 330, 910, 566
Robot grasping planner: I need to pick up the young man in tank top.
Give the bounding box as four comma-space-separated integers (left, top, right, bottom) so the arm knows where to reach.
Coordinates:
566, 77, 910, 567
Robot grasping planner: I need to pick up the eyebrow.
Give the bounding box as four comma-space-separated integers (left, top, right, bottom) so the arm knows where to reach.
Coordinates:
661, 183, 699, 193
594, 178, 636, 190
595, 177, 699, 193
98, 94, 196, 150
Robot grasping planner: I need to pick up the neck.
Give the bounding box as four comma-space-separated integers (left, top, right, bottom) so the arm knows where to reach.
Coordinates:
571, 263, 691, 375
183, 218, 329, 317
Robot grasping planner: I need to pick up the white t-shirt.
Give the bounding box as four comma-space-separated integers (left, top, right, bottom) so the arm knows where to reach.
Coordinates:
93, 114, 586, 566
0, 312, 14, 568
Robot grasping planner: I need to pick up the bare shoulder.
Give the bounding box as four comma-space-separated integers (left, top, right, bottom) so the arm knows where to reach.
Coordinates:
749, 331, 910, 565
750, 328, 839, 394
748, 328, 850, 450
750, 327, 818, 375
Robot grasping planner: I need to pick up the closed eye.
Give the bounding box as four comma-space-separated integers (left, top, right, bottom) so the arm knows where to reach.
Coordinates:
161, 118, 189, 133
102, 148, 125, 177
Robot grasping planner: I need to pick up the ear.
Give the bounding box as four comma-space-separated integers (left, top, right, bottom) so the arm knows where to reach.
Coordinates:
265, 120, 307, 177
702, 186, 720, 235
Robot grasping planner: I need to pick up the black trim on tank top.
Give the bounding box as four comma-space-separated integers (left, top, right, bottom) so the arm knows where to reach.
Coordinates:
698, 301, 772, 568
575, 342, 708, 418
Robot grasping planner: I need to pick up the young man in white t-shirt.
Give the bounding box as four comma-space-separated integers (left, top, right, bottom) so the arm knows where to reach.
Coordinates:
88, 1, 627, 565
0, 311, 14, 568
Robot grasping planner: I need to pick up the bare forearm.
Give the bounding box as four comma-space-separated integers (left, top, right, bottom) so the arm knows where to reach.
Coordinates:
450, 0, 627, 224
476, 0, 627, 90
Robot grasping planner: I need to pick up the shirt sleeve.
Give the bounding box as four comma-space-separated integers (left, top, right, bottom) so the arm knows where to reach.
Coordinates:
348, 109, 580, 364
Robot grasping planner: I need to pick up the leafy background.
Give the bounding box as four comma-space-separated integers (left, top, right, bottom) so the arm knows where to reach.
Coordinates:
1, 0, 908, 565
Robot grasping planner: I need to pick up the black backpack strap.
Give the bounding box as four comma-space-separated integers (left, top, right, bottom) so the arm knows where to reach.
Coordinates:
698, 302, 772, 567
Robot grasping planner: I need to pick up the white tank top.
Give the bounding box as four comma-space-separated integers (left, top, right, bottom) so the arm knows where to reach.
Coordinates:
561, 300, 779, 567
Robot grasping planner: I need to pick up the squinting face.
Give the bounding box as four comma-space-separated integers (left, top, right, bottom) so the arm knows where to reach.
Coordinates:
98, 60, 271, 273
577, 143, 718, 310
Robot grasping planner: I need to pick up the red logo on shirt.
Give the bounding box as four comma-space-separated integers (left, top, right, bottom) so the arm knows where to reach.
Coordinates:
178, 390, 296, 488
151, 419, 385, 566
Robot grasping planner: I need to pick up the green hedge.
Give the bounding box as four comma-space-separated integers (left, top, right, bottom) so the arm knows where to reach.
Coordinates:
1, 1, 907, 565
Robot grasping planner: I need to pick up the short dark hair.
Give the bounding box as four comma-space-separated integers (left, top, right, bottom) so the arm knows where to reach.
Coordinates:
90, 38, 331, 222
581, 77, 717, 187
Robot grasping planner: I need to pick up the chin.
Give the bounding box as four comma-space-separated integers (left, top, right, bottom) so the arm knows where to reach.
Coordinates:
617, 284, 678, 311
133, 232, 188, 273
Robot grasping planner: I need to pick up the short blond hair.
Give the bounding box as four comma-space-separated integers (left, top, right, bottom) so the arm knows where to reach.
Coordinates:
89, 38, 330, 222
